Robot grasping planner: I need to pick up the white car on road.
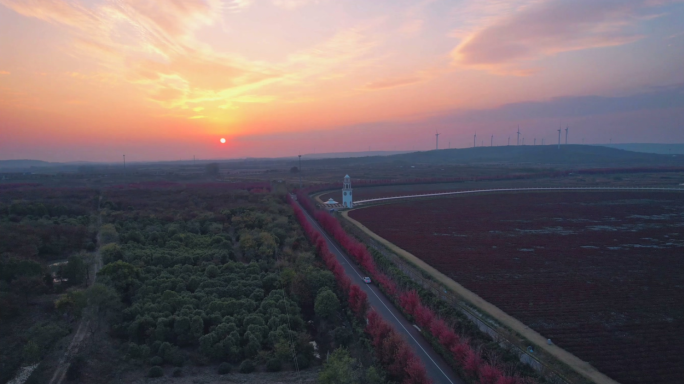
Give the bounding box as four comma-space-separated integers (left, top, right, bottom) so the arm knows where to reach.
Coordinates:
363, 277, 372, 284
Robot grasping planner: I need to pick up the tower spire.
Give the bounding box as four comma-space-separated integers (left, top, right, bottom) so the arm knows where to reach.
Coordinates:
342, 175, 353, 208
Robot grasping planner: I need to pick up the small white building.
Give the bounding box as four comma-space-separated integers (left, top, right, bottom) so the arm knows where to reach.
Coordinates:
342, 174, 353, 208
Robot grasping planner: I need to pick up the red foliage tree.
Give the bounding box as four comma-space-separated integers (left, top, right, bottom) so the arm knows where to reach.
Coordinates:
365, 311, 432, 383
400, 290, 420, 317
464, 348, 483, 378
413, 304, 434, 329
403, 355, 433, 384
479, 363, 502, 384
348, 285, 369, 317
450, 341, 470, 366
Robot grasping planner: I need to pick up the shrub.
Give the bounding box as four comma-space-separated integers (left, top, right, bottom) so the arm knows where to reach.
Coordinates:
149, 356, 163, 366
148, 366, 163, 378
296, 354, 310, 369
239, 359, 255, 373
22, 340, 42, 364
218, 362, 231, 375
172, 368, 183, 377
66, 355, 85, 381
314, 289, 340, 319
266, 358, 282, 372
334, 326, 353, 347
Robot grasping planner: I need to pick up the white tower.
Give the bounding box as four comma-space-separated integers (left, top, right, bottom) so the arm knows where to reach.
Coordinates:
342, 174, 353, 208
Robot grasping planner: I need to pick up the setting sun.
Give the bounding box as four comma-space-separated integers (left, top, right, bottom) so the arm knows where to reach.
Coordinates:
220, 138, 226, 144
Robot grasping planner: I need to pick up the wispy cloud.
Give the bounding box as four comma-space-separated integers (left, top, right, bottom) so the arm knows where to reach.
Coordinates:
0, 71, 10, 75
0, 0, 273, 114
363, 65, 448, 91
0, 0, 100, 28
451, 0, 677, 75
272, 0, 325, 9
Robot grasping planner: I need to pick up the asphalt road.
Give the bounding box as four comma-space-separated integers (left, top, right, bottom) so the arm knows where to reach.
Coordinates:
296, 200, 464, 384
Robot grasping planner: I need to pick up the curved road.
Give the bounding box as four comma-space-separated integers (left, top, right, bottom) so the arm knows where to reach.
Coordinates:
295, 200, 463, 384
355, 186, 684, 205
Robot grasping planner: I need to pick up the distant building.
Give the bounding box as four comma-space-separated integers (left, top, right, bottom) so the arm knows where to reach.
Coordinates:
342, 174, 353, 208
325, 198, 338, 205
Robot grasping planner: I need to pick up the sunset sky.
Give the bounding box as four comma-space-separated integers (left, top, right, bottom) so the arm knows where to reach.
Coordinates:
1, 0, 684, 162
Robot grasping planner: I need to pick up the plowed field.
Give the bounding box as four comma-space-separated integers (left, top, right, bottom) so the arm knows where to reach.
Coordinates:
349, 191, 684, 384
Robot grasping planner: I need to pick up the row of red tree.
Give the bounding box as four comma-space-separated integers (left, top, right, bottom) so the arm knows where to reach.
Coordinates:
107, 181, 272, 192
295, 191, 537, 384
288, 197, 431, 384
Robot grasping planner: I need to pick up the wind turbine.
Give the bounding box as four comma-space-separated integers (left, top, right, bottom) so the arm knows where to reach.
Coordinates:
534, 138, 536, 146
565, 126, 569, 145
474, 133, 477, 148
557, 127, 561, 149
435, 132, 440, 150
517, 126, 521, 146
491, 134, 493, 147
508, 137, 510, 146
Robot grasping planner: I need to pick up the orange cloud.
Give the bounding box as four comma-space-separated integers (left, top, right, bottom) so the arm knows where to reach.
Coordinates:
0, 71, 10, 75
451, 0, 674, 75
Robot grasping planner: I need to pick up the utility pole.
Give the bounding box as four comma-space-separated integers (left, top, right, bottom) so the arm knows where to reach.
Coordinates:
298, 155, 302, 189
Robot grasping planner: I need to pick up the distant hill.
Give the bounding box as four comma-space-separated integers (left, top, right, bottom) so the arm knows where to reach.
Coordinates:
302, 145, 684, 168
0, 159, 54, 170
603, 143, 684, 155
302, 150, 412, 159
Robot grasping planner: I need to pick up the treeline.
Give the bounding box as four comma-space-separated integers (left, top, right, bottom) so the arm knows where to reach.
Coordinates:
302, 165, 684, 197
0, 188, 99, 318
0, 188, 98, 263
0, 188, 98, 382
295, 190, 541, 384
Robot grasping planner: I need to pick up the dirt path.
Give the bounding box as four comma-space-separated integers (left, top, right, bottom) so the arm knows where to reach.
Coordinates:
48, 196, 104, 384
342, 209, 620, 384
